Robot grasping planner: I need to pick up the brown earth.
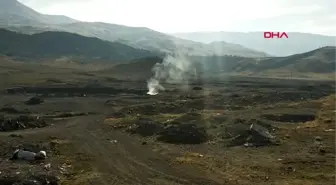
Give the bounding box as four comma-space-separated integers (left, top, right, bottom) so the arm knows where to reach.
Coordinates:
0, 67, 335, 185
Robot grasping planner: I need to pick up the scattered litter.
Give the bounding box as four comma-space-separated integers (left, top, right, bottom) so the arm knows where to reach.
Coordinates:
10, 149, 47, 161
110, 140, 118, 144
244, 143, 254, 147
324, 129, 334, 132
277, 158, 283, 161
44, 163, 51, 170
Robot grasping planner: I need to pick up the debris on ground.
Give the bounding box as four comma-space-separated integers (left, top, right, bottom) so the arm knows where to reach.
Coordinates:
228, 123, 276, 147
0, 115, 47, 132
10, 149, 47, 161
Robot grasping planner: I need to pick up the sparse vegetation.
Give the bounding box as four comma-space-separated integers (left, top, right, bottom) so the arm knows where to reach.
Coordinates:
0, 2, 334, 184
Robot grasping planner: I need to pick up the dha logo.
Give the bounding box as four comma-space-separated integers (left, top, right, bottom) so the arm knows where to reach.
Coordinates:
264, 32, 288, 39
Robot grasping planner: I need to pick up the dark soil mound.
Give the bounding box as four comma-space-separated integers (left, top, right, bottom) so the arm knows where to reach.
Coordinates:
262, 113, 316, 123
157, 124, 208, 144
0, 115, 47, 132
25, 97, 44, 105
127, 121, 164, 137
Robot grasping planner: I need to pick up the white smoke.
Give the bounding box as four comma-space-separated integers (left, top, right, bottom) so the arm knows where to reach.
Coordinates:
146, 54, 194, 95
147, 78, 164, 95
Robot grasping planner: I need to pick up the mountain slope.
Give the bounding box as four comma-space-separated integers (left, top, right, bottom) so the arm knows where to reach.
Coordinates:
0, 0, 269, 57
103, 47, 336, 80
0, 29, 157, 61
172, 32, 336, 56
254, 46, 336, 73
0, 0, 77, 25
56, 22, 270, 57
4, 23, 270, 57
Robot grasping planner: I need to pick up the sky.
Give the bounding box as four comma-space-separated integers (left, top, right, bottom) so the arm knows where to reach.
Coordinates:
19, 0, 336, 36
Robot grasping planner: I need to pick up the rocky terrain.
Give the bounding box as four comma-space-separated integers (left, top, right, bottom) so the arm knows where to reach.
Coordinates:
0, 71, 334, 184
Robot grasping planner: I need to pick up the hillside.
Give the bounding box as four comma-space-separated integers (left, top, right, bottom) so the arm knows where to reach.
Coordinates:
0, 29, 157, 61
0, 0, 77, 25
0, 0, 269, 57
172, 32, 336, 56
102, 47, 336, 80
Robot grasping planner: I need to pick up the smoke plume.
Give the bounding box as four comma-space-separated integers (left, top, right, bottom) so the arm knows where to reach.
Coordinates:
147, 54, 194, 95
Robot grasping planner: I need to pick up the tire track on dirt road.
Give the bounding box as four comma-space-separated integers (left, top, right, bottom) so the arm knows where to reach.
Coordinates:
65, 116, 225, 185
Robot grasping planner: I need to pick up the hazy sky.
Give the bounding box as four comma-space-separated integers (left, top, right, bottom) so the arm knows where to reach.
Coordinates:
19, 0, 336, 36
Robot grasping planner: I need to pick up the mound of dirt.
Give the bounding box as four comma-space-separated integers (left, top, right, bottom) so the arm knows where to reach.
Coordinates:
262, 113, 316, 123
127, 121, 164, 137
157, 124, 209, 144
0, 115, 47, 132
25, 97, 44, 105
